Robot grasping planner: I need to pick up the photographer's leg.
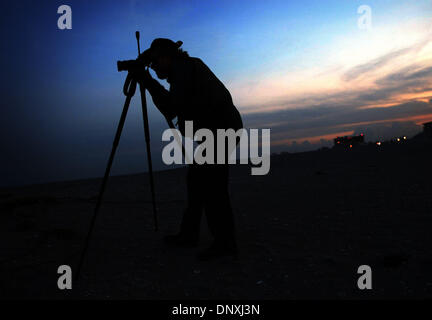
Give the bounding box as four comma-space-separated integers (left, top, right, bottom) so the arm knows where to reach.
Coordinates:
164, 164, 203, 247
180, 164, 204, 240
205, 164, 236, 246
196, 137, 239, 260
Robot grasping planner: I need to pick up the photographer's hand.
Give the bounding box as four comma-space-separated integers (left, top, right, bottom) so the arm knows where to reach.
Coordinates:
131, 67, 153, 85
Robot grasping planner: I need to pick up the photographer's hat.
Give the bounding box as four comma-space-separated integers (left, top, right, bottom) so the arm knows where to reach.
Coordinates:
149, 38, 183, 58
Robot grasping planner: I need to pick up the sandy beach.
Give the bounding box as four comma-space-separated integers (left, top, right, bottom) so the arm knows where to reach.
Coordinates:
1, 140, 431, 299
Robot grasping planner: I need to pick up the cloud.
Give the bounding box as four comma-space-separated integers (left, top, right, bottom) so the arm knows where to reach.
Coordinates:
243, 62, 432, 128
223, 15, 432, 153
376, 65, 432, 87
244, 99, 432, 141
237, 35, 432, 152
342, 38, 430, 82
232, 58, 432, 117
342, 46, 413, 81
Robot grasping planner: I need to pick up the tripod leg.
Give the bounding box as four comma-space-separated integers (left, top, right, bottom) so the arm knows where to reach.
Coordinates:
76, 90, 134, 281
138, 81, 158, 231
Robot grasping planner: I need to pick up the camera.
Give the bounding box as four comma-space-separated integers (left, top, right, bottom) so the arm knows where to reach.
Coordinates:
117, 48, 152, 72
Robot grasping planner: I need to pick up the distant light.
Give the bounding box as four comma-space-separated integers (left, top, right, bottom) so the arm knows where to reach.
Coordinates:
349, 144, 353, 148
403, 136, 407, 140
360, 133, 364, 136
377, 142, 381, 146
397, 138, 400, 142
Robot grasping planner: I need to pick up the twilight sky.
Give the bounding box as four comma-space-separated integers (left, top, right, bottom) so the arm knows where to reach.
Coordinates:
1, 0, 432, 186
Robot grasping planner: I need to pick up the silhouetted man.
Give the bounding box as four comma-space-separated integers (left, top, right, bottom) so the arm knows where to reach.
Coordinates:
137, 38, 243, 261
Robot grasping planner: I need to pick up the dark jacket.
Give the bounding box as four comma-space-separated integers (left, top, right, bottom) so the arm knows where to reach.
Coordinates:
147, 56, 243, 135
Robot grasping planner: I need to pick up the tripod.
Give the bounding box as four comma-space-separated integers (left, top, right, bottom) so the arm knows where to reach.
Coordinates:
76, 32, 172, 281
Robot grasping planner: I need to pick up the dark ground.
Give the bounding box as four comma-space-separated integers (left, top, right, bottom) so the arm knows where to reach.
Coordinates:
1, 138, 431, 299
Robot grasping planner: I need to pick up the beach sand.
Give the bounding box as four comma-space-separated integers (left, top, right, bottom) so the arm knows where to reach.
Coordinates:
1, 141, 431, 299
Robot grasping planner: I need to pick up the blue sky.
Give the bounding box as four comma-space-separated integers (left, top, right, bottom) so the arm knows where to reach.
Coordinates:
1, 0, 432, 186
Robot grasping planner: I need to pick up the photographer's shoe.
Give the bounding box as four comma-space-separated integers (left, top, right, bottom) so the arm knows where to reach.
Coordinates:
196, 243, 238, 261
163, 233, 198, 248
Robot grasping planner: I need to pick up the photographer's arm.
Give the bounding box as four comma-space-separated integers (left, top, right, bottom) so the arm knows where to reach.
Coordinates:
137, 70, 177, 121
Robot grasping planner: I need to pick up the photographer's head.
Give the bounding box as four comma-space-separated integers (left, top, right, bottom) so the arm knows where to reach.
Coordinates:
147, 38, 187, 80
